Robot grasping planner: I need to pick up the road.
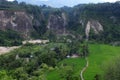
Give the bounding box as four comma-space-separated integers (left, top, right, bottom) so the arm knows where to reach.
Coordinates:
80, 58, 89, 80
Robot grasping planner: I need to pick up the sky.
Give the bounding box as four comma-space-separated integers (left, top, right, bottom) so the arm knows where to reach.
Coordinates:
7, 0, 118, 7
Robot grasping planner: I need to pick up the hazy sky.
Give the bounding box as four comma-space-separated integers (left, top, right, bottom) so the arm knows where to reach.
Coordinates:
7, 0, 118, 7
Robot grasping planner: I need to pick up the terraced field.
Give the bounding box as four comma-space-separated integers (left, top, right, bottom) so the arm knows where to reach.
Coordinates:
84, 44, 120, 80
47, 44, 120, 80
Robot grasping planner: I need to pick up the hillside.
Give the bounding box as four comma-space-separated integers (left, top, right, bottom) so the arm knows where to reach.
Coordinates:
0, 1, 120, 44
0, 1, 120, 80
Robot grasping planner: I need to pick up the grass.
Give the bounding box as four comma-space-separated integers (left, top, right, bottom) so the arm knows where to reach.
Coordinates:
84, 44, 120, 80
59, 58, 86, 75
46, 44, 120, 80
46, 58, 86, 80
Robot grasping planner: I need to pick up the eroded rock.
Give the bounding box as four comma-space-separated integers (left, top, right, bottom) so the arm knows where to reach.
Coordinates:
85, 20, 103, 40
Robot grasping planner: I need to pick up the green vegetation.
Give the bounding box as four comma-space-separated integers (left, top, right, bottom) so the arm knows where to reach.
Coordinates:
103, 57, 120, 80
0, 41, 120, 80
72, 2, 120, 43
1, 0, 120, 42
47, 58, 86, 80
0, 29, 22, 46
0, 70, 13, 80
46, 44, 120, 80
0, 1, 120, 80
0, 41, 87, 80
84, 44, 120, 80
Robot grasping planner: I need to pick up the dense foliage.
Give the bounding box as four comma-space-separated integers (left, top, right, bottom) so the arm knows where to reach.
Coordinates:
70, 2, 120, 43
103, 57, 120, 80
0, 30, 22, 46
0, 0, 120, 43
0, 41, 88, 80
0, 1, 120, 79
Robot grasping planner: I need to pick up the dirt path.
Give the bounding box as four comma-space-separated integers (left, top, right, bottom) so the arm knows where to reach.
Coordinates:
0, 46, 20, 55
80, 58, 89, 80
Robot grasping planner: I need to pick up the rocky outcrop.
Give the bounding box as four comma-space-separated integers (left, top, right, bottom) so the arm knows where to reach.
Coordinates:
85, 20, 103, 40
47, 13, 67, 34
0, 10, 69, 38
0, 10, 33, 38
0, 10, 104, 40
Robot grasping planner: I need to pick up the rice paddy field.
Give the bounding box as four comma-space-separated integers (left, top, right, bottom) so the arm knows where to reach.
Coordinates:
46, 44, 120, 80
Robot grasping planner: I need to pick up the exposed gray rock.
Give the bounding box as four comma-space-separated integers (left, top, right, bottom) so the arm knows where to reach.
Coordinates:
85, 20, 103, 40
47, 13, 67, 35
0, 10, 33, 38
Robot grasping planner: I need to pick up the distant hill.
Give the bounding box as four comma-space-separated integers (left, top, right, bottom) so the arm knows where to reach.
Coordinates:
0, 0, 120, 44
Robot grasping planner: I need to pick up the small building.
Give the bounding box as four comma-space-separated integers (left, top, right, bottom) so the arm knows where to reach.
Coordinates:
71, 54, 79, 58
66, 54, 79, 58
66, 55, 70, 58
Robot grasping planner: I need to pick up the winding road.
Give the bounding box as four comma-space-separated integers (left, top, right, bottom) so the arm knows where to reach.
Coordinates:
80, 58, 89, 80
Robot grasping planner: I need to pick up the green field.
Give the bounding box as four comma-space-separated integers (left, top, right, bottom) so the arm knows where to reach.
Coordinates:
47, 44, 120, 80
47, 58, 86, 80
84, 44, 120, 80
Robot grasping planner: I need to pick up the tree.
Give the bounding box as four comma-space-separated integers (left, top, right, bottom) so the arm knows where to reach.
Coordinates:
82, 43, 89, 57
103, 58, 120, 80
60, 66, 74, 80
60, 66, 80, 80
0, 70, 13, 80
13, 67, 28, 80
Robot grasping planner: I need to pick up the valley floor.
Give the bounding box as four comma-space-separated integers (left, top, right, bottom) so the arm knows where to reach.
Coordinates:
46, 44, 120, 80
84, 44, 120, 80
0, 43, 120, 80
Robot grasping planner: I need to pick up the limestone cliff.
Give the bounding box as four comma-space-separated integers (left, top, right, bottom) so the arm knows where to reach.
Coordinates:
0, 10, 104, 40
47, 13, 67, 35
85, 20, 103, 40
0, 10, 33, 38
0, 10, 68, 38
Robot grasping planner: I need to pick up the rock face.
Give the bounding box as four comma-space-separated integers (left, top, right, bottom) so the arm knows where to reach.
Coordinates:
0, 10, 68, 38
47, 13, 67, 34
0, 10, 104, 40
0, 10, 33, 38
85, 20, 103, 40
